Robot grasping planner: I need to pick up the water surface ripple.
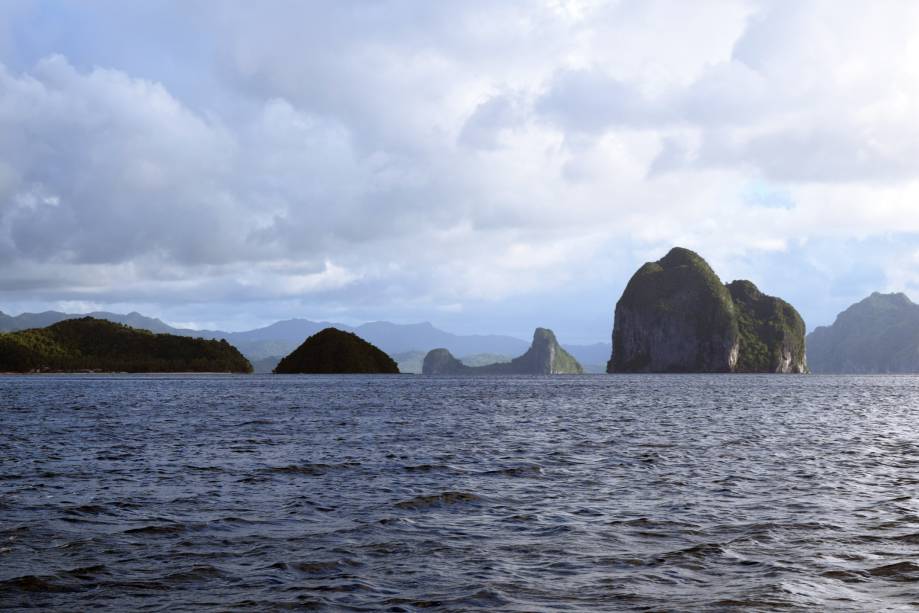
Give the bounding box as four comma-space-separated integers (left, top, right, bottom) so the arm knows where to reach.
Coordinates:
2, 374, 919, 611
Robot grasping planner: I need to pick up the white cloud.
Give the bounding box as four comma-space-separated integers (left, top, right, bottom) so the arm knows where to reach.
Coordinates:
3, 1, 919, 337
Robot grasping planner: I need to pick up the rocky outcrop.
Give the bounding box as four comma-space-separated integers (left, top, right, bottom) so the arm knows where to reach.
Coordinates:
807, 292, 919, 373
423, 328, 583, 374
608, 247, 807, 373
610, 248, 739, 372
422, 348, 468, 374
274, 328, 399, 374
727, 280, 807, 373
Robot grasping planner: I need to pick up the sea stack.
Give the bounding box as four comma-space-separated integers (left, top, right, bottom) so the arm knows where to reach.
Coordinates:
422, 327, 583, 374
274, 328, 399, 374
609, 247, 806, 373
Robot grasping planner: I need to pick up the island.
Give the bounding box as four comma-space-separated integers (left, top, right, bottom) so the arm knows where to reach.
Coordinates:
807, 292, 919, 373
0, 317, 252, 373
609, 247, 807, 373
422, 328, 583, 374
273, 328, 400, 374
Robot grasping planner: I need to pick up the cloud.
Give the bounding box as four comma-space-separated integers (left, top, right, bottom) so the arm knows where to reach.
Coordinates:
458, 94, 526, 150
533, 1, 919, 184
0, 55, 243, 265
538, 69, 667, 130
3, 1, 919, 339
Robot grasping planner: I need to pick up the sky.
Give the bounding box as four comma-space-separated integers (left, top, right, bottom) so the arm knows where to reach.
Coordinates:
2, 1, 919, 343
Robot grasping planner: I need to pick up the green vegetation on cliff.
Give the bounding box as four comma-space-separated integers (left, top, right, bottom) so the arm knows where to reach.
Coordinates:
619, 248, 737, 319
274, 328, 399, 374
0, 317, 253, 373
610, 247, 807, 373
612, 247, 738, 372
528, 328, 583, 374
727, 280, 807, 373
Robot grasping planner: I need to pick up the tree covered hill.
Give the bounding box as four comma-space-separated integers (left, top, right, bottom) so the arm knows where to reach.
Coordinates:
274, 328, 399, 374
0, 317, 252, 373
807, 292, 919, 373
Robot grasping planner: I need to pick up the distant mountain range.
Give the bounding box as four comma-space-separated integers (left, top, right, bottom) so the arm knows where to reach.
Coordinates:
807, 292, 919, 373
0, 309, 610, 373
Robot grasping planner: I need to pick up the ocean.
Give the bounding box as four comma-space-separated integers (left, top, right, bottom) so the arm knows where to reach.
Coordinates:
2, 374, 919, 611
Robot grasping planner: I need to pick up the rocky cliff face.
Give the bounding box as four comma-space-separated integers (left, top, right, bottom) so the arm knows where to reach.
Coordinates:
610, 248, 739, 372
807, 292, 919, 373
510, 328, 583, 374
727, 280, 807, 373
609, 247, 807, 373
423, 328, 583, 374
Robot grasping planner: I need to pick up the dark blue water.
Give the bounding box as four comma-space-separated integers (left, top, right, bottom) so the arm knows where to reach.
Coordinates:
3, 375, 919, 611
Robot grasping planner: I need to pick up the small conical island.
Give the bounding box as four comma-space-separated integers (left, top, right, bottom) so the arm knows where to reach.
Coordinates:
610, 247, 806, 373
274, 328, 400, 374
0, 317, 252, 373
422, 328, 583, 374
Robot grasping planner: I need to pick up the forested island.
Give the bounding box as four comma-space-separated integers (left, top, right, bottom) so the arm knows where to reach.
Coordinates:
274, 328, 400, 374
0, 318, 252, 373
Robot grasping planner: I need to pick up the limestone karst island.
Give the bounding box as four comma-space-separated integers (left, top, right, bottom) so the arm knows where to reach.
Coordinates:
422, 328, 583, 375
609, 247, 807, 374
